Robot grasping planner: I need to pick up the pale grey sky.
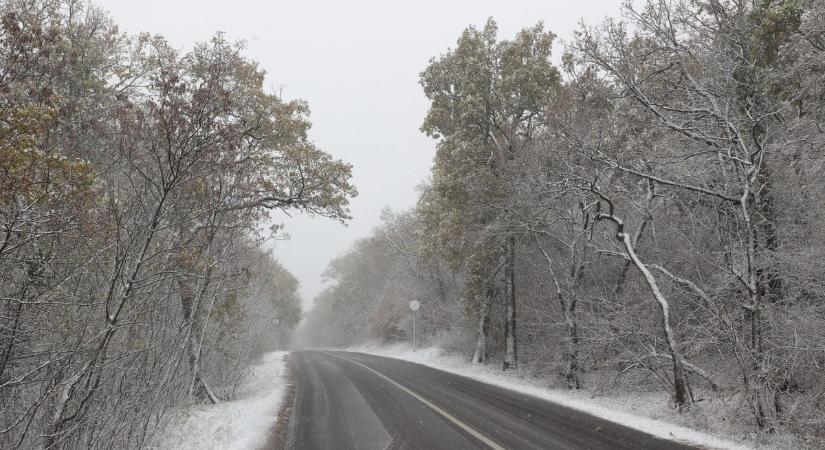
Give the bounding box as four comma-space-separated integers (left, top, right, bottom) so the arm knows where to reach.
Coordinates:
96, 0, 625, 307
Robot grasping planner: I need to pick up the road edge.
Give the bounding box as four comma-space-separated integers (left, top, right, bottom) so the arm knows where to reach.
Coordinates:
261, 353, 297, 450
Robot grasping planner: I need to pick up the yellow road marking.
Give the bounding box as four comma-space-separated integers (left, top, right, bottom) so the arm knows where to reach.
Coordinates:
326, 352, 506, 450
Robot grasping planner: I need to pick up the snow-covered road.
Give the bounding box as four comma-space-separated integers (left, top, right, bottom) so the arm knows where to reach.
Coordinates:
281, 350, 728, 449
153, 347, 752, 450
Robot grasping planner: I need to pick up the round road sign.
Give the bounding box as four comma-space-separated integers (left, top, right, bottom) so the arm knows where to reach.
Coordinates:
409, 300, 420, 311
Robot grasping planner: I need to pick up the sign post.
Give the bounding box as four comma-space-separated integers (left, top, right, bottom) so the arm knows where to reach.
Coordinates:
409, 300, 420, 351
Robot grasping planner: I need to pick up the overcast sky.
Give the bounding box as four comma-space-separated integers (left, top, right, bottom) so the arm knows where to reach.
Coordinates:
96, 0, 626, 307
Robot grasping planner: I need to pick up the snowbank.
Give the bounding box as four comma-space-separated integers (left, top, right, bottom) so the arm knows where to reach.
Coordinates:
350, 343, 753, 450
153, 351, 289, 450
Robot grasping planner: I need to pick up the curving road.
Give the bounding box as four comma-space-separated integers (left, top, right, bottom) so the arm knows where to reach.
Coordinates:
276, 350, 700, 450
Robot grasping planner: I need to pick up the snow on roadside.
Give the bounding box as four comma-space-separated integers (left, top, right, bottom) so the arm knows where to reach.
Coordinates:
349, 343, 753, 450
152, 351, 289, 450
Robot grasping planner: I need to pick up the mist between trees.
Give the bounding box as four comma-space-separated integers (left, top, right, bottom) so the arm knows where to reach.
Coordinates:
0, 0, 357, 447
297, 0, 825, 442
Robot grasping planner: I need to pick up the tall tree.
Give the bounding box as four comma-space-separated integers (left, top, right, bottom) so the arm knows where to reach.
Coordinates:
420, 19, 559, 369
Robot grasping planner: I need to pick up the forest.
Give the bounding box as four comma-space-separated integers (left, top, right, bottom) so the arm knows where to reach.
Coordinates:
0, 0, 356, 447
3, 0, 825, 448
298, 0, 825, 443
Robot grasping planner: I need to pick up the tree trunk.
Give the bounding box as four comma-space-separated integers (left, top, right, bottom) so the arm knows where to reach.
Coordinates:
746, 305, 777, 430
740, 187, 778, 430
176, 222, 222, 405
754, 163, 784, 427
562, 303, 581, 389
613, 216, 648, 297
622, 231, 693, 409
534, 233, 581, 388
472, 288, 493, 364
620, 231, 692, 409
596, 205, 693, 410
178, 280, 216, 404
502, 235, 518, 371
614, 179, 654, 298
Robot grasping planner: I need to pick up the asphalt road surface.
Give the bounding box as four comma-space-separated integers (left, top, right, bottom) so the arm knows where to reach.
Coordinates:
278, 350, 701, 450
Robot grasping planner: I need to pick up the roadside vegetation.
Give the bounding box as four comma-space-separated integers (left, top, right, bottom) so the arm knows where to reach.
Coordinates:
0, 0, 355, 448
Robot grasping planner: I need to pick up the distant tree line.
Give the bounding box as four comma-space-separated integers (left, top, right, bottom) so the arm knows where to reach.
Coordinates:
0, 0, 355, 448
300, 0, 825, 439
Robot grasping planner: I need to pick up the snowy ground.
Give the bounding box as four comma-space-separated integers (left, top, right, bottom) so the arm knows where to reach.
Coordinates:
350, 343, 760, 450
152, 352, 288, 450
